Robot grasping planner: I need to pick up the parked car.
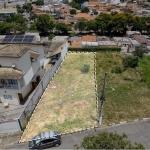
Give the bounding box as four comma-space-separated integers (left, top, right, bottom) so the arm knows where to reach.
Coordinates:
29, 131, 61, 149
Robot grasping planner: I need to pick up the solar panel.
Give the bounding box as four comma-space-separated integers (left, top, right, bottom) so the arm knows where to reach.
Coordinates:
22, 35, 34, 43
12, 35, 25, 42
2, 35, 35, 43
2, 35, 15, 43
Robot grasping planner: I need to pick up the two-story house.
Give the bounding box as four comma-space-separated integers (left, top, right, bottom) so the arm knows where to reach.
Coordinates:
0, 43, 45, 106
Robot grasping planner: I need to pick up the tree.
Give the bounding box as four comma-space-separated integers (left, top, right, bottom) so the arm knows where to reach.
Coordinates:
35, 0, 44, 6
75, 131, 145, 149
123, 56, 138, 68
109, 12, 136, 34
70, 9, 77, 14
96, 13, 112, 35
22, 3, 33, 14
86, 20, 98, 33
56, 22, 71, 34
75, 19, 87, 32
133, 45, 148, 58
36, 15, 55, 33
63, 0, 69, 4
69, 1, 81, 10
16, 4, 24, 14
81, 7, 90, 13
11, 14, 27, 27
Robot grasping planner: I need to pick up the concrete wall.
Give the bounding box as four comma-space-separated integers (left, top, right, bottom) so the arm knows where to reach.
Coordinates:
0, 131, 22, 148
0, 120, 21, 134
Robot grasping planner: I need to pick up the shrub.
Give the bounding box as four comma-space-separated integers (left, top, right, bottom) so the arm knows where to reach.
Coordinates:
48, 34, 54, 40
80, 64, 90, 73
133, 45, 147, 58
111, 66, 122, 74
123, 56, 138, 68
68, 47, 121, 52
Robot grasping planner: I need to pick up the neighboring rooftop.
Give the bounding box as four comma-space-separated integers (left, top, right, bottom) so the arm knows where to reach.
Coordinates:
71, 41, 81, 48
29, 50, 40, 59
0, 67, 24, 80
113, 37, 130, 42
98, 41, 117, 46
134, 34, 150, 44
44, 41, 64, 54
0, 44, 31, 57
52, 36, 68, 41
82, 35, 97, 42
74, 13, 94, 21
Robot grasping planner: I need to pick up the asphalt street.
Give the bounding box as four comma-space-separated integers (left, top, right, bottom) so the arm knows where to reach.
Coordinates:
5, 120, 150, 149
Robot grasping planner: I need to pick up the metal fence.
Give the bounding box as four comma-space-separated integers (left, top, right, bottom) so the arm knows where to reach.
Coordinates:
18, 41, 68, 130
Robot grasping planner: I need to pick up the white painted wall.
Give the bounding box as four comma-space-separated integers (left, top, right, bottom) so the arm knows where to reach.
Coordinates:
30, 45, 45, 66
19, 51, 31, 73
22, 82, 32, 98
0, 91, 19, 105
0, 57, 20, 68
0, 44, 46, 105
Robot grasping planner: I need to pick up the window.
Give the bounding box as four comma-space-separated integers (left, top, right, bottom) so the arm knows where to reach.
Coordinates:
8, 79, 18, 85
3, 95, 12, 100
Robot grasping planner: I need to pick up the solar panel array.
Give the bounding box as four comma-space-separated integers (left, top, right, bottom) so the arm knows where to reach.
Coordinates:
2, 35, 35, 43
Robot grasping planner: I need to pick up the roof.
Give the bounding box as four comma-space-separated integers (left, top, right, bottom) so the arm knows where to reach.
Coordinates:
126, 31, 141, 35
129, 39, 141, 46
45, 41, 64, 53
71, 41, 81, 47
0, 44, 31, 57
69, 36, 82, 42
52, 36, 68, 41
74, 13, 94, 21
82, 35, 97, 42
98, 41, 117, 46
0, 67, 24, 80
30, 50, 40, 59
134, 34, 150, 44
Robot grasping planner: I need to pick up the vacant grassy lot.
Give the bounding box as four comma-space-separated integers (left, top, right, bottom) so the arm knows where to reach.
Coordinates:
96, 52, 150, 125
21, 53, 96, 141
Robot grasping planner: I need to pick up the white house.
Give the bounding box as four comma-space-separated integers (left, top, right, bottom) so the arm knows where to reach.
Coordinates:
113, 37, 132, 48
0, 43, 45, 105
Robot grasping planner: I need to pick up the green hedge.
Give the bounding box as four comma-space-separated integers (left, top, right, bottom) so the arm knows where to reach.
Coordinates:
68, 47, 121, 52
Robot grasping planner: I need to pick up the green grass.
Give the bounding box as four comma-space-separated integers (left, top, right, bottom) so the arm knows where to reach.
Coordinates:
96, 52, 150, 125
138, 56, 150, 88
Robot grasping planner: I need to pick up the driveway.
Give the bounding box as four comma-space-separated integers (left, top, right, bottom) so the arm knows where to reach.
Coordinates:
5, 120, 150, 149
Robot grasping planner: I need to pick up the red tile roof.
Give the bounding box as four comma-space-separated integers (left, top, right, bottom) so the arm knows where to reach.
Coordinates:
82, 35, 97, 42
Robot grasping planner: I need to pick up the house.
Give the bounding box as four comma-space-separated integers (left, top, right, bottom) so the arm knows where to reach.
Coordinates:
44, 41, 65, 65
113, 37, 132, 47
0, 9, 16, 21
134, 34, 150, 46
126, 31, 141, 38
0, 35, 46, 106
74, 13, 95, 21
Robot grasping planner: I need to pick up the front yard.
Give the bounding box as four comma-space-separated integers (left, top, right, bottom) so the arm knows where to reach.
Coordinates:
96, 52, 150, 125
21, 53, 96, 141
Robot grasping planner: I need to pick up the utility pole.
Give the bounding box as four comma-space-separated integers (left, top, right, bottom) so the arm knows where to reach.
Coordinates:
99, 72, 107, 125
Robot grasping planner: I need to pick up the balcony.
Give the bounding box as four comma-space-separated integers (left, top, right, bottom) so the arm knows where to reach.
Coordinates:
0, 84, 19, 90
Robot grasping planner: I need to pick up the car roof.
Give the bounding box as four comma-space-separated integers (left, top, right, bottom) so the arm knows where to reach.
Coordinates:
32, 131, 60, 141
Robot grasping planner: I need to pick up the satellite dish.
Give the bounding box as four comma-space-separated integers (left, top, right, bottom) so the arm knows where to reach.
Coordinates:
12, 63, 16, 68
